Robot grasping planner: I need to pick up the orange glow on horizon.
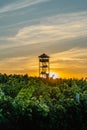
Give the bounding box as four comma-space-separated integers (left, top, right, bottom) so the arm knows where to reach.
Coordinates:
0, 70, 86, 79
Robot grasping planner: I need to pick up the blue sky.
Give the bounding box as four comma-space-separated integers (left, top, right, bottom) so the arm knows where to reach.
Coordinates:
0, 0, 87, 78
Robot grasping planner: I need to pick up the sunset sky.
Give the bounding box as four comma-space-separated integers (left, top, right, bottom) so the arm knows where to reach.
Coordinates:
0, 0, 87, 78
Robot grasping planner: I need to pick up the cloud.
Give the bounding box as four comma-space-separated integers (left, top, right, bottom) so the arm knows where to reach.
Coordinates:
1, 11, 87, 49
0, 55, 38, 75
0, 10, 87, 77
50, 47, 87, 78
0, 0, 50, 13
0, 11, 87, 62
51, 47, 87, 61
41, 11, 87, 24
0, 47, 86, 78
51, 47, 87, 69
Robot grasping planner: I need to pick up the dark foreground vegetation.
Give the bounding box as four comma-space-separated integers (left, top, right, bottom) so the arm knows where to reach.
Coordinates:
0, 73, 87, 130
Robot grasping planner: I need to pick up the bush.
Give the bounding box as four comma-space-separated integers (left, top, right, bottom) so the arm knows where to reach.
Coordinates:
0, 74, 87, 129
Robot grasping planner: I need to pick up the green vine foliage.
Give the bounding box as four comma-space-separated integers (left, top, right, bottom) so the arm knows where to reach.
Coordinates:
0, 73, 87, 130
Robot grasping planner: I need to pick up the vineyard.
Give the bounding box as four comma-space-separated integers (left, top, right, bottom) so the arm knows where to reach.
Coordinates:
0, 73, 87, 130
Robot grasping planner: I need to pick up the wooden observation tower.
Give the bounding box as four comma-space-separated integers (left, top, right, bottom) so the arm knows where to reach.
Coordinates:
38, 53, 50, 78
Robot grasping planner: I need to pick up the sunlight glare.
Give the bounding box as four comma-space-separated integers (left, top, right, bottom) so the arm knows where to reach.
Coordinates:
49, 72, 59, 79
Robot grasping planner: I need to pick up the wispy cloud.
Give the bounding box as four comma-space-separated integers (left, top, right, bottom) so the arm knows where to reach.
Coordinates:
41, 11, 87, 24
0, 55, 38, 75
1, 11, 87, 49
51, 48, 87, 65
0, 0, 50, 13
0, 47, 87, 77
50, 47, 87, 78
0, 9, 87, 78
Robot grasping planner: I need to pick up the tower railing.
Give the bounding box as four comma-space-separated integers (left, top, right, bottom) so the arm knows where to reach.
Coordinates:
38, 53, 50, 78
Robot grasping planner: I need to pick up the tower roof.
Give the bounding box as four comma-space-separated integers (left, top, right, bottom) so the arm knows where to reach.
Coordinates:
39, 53, 49, 58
